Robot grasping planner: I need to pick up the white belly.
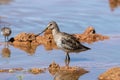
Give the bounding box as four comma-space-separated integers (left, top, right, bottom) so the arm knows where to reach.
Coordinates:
53, 35, 63, 49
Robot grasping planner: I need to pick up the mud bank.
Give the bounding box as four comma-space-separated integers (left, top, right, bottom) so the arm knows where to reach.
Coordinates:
9, 27, 109, 52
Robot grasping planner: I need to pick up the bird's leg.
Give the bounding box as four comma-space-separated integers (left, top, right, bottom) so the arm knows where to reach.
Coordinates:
5, 36, 7, 42
4, 37, 8, 47
7, 36, 9, 42
65, 52, 70, 67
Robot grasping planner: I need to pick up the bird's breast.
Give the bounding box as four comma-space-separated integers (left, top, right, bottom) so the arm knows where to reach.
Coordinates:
53, 34, 63, 48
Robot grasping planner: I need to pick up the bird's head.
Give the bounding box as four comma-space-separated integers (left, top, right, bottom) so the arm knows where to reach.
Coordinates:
46, 21, 58, 30
37, 21, 59, 36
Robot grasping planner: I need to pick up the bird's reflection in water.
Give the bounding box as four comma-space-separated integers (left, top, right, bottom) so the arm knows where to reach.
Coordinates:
54, 69, 88, 80
1, 42, 11, 58
1, 42, 11, 64
48, 62, 89, 80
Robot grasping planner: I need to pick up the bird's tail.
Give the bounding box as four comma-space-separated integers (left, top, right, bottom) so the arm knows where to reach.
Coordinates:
81, 44, 91, 51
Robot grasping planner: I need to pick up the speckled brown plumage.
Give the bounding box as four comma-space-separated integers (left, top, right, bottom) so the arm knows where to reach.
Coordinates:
38, 21, 90, 65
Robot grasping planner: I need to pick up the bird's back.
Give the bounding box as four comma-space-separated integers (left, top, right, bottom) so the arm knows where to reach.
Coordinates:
1, 27, 11, 36
55, 32, 90, 53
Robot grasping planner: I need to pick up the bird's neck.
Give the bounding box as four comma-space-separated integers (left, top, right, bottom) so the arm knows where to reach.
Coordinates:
52, 26, 60, 36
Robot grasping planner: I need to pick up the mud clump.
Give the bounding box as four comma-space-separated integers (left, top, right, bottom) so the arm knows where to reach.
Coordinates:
74, 26, 109, 43
109, 0, 120, 11
99, 67, 120, 80
48, 62, 88, 80
9, 32, 39, 54
48, 61, 60, 75
29, 68, 45, 75
0, 68, 23, 73
0, 67, 45, 75
36, 29, 58, 50
14, 32, 36, 42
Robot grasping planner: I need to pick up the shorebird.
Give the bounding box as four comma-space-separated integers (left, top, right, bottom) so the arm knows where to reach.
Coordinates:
37, 21, 90, 65
1, 27, 12, 42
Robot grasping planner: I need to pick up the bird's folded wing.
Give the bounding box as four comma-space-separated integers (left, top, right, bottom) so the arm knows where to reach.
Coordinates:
61, 33, 82, 50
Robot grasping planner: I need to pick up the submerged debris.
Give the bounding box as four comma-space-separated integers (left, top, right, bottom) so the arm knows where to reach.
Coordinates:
99, 67, 120, 80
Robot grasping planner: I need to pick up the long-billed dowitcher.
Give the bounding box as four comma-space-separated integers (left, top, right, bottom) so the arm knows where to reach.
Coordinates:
37, 21, 90, 65
1, 27, 12, 42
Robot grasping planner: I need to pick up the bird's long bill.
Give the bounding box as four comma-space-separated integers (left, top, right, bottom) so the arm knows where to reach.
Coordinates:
35, 26, 48, 36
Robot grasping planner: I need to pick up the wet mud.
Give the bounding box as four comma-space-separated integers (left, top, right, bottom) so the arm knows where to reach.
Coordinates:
9, 27, 109, 53
99, 67, 120, 80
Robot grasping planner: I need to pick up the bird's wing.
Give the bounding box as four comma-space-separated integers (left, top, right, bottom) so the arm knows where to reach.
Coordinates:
61, 32, 82, 50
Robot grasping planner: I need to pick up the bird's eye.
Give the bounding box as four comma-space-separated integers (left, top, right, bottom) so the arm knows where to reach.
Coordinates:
49, 23, 52, 26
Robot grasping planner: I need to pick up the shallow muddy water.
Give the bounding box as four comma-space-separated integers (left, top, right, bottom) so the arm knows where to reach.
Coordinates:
0, 0, 120, 80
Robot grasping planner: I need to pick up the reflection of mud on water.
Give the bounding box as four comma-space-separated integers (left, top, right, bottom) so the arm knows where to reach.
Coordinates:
0, 0, 13, 4
99, 67, 120, 80
48, 62, 88, 80
10, 33, 39, 55
109, 0, 120, 11
12, 41, 38, 55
